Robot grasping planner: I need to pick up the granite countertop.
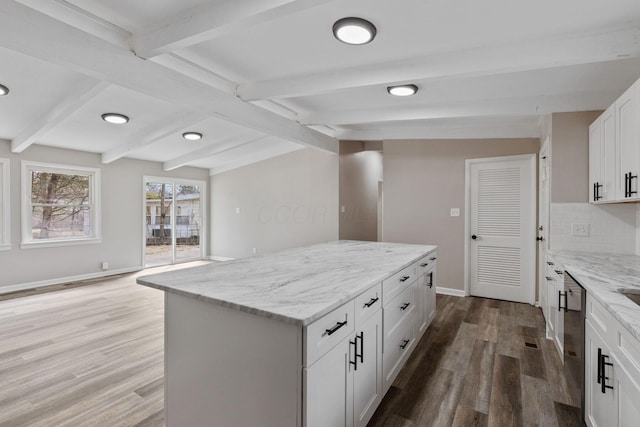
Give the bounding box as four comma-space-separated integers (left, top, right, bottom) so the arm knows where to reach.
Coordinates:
549, 250, 640, 341
137, 240, 437, 326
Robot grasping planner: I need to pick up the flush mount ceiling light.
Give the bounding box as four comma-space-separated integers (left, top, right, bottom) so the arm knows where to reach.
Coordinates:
333, 17, 377, 45
101, 113, 129, 124
0, 84, 9, 96
182, 132, 203, 141
387, 84, 418, 97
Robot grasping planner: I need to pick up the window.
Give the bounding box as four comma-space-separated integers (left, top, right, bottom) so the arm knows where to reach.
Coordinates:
22, 161, 101, 248
0, 158, 9, 250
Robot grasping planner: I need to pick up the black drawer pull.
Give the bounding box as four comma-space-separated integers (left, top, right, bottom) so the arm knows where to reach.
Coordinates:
545, 276, 554, 281
399, 339, 410, 350
399, 276, 410, 282
598, 348, 614, 394
400, 302, 410, 310
428, 272, 434, 288
325, 320, 347, 336
420, 263, 429, 267
430, 257, 436, 261
363, 297, 379, 308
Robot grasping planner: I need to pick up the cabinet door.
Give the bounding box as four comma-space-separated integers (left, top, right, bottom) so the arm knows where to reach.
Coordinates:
426, 268, 436, 326
546, 276, 557, 341
601, 106, 617, 201
615, 355, 640, 427
304, 339, 354, 427
616, 82, 640, 201
354, 310, 383, 427
553, 281, 564, 359
589, 115, 603, 203
585, 320, 617, 427
416, 274, 428, 336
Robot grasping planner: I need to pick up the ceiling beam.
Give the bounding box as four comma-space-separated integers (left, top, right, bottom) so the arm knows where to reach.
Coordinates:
131, 0, 333, 59
299, 90, 615, 126
11, 79, 109, 153
237, 23, 640, 101
101, 113, 207, 164
164, 134, 266, 171
0, 1, 337, 154
209, 140, 303, 175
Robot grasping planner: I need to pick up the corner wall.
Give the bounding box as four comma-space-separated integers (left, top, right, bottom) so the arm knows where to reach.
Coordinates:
210, 148, 339, 259
383, 138, 539, 292
0, 142, 209, 290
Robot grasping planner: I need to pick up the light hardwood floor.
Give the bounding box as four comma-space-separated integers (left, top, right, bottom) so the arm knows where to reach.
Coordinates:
0, 272, 580, 427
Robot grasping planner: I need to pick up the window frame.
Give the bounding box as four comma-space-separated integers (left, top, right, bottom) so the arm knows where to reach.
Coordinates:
0, 158, 10, 250
21, 161, 101, 249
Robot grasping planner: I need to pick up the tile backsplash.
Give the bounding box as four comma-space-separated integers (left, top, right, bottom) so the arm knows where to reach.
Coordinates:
550, 202, 637, 254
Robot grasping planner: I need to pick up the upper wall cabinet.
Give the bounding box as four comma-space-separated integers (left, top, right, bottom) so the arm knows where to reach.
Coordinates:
590, 78, 640, 204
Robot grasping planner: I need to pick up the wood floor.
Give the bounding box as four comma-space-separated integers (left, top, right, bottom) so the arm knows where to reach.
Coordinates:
0, 274, 580, 427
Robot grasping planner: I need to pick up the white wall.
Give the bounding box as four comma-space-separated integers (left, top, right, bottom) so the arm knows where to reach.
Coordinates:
210, 148, 339, 259
0, 142, 209, 291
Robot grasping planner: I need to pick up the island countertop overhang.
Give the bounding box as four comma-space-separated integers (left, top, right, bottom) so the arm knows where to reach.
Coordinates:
137, 240, 437, 326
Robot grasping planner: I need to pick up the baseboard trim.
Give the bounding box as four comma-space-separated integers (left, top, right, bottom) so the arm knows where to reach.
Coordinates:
0, 266, 143, 295
209, 256, 234, 262
436, 287, 466, 297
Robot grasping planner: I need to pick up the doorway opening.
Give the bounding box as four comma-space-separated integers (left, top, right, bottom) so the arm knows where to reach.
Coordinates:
144, 177, 206, 267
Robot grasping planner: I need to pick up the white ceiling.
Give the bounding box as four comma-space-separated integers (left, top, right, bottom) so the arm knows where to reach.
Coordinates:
1, 0, 640, 174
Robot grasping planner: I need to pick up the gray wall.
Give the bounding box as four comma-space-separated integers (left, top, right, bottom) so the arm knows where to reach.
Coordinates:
0, 141, 209, 290
551, 111, 602, 203
210, 148, 338, 259
339, 141, 383, 241
383, 138, 539, 291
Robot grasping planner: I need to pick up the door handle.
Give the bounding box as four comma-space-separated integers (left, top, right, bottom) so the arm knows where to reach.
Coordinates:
471, 235, 477, 240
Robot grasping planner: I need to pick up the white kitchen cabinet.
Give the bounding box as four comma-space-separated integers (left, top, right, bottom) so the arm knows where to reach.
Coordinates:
589, 105, 617, 202
585, 319, 617, 427
616, 81, 640, 201
585, 294, 640, 427
589, 78, 640, 203
305, 307, 383, 427
545, 265, 564, 359
416, 254, 437, 336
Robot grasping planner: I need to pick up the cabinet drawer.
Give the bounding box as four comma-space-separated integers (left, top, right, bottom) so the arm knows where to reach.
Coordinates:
382, 263, 417, 305
383, 284, 416, 341
417, 252, 437, 276
304, 300, 355, 367
382, 303, 415, 392
586, 294, 615, 346
354, 283, 382, 328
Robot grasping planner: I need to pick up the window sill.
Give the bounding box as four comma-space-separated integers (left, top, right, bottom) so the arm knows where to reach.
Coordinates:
20, 238, 102, 250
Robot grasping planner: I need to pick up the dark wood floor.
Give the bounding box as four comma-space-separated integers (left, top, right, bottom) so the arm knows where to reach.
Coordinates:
0, 276, 580, 427
368, 295, 581, 427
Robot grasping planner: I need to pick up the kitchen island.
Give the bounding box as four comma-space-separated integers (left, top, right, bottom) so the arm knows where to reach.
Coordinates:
137, 240, 437, 427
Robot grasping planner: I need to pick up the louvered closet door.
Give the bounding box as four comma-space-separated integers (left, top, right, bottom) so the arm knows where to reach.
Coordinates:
469, 155, 535, 304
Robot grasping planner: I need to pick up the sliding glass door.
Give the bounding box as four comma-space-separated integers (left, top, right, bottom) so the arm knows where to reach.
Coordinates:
144, 177, 205, 267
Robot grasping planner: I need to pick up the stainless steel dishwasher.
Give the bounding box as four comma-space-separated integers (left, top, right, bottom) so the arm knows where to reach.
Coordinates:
562, 271, 586, 426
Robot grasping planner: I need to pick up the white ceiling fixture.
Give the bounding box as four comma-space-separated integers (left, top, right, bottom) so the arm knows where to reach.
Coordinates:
0, 84, 8, 95
101, 113, 129, 124
387, 84, 418, 97
182, 131, 203, 140
332, 17, 376, 45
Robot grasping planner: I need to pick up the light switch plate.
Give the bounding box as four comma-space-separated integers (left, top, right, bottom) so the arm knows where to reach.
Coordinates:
571, 223, 590, 237
450, 208, 460, 217
235, 207, 241, 214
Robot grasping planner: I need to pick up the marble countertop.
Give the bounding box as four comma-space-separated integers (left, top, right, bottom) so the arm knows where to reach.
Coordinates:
137, 240, 437, 326
549, 250, 640, 341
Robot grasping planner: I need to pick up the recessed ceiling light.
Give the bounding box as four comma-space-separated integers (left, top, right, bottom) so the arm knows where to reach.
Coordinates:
387, 84, 418, 97
182, 132, 203, 141
333, 17, 377, 45
0, 84, 9, 96
101, 113, 129, 124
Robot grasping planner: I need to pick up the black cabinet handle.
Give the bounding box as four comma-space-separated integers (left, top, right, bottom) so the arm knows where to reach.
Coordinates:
598, 348, 614, 394
546, 276, 554, 281
625, 173, 629, 197
430, 257, 437, 261
558, 291, 568, 312
420, 263, 429, 267
400, 302, 410, 310
363, 297, 379, 308
547, 261, 554, 266
349, 338, 358, 371
399, 275, 410, 282
594, 182, 603, 201
325, 320, 347, 336
357, 332, 364, 363
399, 339, 410, 350
428, 272, 433, 288
630, 173, 637, 197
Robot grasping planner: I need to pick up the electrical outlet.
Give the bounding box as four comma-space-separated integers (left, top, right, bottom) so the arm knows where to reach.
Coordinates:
235, 207, 241, 214
450, 208, 460, 217
252, 247, 257, 255
571, 223, 590, 237
101, 261, 109, 270
340, 205, 346, 213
